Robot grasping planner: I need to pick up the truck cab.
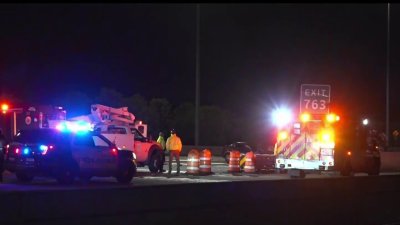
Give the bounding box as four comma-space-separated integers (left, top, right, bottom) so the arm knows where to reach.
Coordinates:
94, 124, 162, 173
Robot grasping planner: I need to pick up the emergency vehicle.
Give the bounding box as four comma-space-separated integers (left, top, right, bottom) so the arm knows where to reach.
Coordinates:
272, 84, 338, 177
68, 104, 163, 173
273, 111, 339, 177
1, 105, 67, 140
272, 84, 383, 177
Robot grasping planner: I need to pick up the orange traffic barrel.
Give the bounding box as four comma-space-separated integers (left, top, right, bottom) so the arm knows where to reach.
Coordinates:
186, 149, 200, 174
228, 150, 241, 172
199, 149, 212, 174
244, 151, 256, 173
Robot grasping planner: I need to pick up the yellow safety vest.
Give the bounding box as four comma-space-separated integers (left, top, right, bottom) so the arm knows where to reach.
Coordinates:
166, 134, 182, 152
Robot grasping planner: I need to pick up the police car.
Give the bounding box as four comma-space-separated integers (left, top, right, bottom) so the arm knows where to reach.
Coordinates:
4, 128, 137, 184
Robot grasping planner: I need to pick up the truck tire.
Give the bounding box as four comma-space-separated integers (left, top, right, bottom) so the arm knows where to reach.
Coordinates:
16, 172, 34, 183
148, 150, 162, 173
116, 160, 136, 184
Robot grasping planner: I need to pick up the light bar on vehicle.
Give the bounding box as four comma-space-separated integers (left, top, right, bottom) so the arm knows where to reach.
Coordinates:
56, 121, 93, 133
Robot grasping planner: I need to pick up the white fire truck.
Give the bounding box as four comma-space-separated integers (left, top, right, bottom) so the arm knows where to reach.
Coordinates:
271, 84, 383, 177
68, 104, 163, 173
272, 84, 338, 178
273, 111, 339, 177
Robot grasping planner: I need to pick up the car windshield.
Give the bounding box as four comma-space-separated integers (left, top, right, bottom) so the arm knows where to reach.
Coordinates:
13, 129, 70, 143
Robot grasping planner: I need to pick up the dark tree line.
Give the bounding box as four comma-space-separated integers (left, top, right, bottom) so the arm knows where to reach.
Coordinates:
55, 88, 269, 147
1, 88, 272, 148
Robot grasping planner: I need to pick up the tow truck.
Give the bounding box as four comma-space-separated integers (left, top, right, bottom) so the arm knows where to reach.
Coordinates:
68, 104, 163, 173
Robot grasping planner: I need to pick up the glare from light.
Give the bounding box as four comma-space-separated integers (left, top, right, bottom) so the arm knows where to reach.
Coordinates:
362, 119, 369, 126
300, 113, 311, 123
23, 148, 30, 155
272, 108, 293, 127
39, 145, 49, 155
56, 121, 92, 133
39, 145, 48, 151
277, 131, 289, 141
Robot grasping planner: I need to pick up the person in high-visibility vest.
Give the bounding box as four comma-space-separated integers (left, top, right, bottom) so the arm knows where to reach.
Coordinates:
156, 132, 166, 173
166, 129, 182, 175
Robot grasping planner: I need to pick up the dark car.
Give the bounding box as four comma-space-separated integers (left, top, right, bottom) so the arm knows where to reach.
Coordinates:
335, 123, 383, 176
4, 129, 137, 184
222, 142, 253, 163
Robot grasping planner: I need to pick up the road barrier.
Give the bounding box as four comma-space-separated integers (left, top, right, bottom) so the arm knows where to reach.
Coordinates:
239, 153, 246, 169
199, 149, 212, 175
244, 151, 256, 173
228, 150, 241, 172
186, 149, 200, 174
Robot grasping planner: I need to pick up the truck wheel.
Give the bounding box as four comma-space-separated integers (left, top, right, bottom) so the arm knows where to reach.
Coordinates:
16, 172, 34, 183
116, 160, 136, 184
148, 150, 162, 173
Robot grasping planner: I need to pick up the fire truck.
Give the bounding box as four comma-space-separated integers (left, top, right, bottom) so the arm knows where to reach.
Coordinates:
272, 84, 382, 177
68, 104, 163, 173
0, 105, 66, 141
273, 110, 339, 177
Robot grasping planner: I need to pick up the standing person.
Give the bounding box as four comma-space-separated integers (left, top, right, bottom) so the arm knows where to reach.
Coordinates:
166, 129, 182, 176
156, 132, 166, 173
0, 129, 7, 182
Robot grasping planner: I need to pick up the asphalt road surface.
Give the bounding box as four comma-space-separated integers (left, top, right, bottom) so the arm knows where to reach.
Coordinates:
1, 156, 399, 191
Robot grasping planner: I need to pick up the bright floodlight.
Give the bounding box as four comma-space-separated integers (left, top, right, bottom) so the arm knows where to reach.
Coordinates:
272, 107, 292, 127
362, 118, 369, 126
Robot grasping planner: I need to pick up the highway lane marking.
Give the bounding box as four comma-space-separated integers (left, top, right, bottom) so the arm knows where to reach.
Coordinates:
140, 176, 230, 183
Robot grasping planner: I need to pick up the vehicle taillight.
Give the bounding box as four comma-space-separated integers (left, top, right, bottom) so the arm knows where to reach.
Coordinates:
111, 148, 117, 155
15, 148, 20, 154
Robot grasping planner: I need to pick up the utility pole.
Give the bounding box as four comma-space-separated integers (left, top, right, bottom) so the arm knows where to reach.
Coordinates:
195, 4, 200, 146
386, 3, 390, 145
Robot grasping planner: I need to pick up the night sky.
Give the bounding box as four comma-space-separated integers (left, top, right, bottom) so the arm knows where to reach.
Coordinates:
1, 4, 399, 128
